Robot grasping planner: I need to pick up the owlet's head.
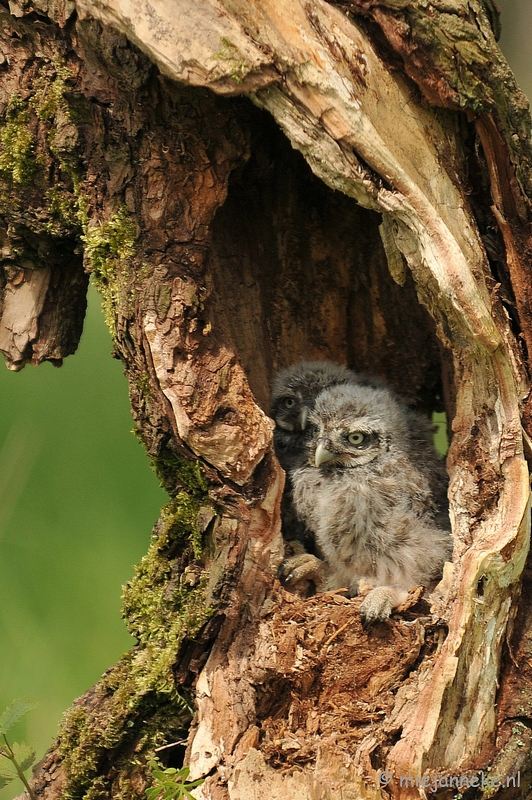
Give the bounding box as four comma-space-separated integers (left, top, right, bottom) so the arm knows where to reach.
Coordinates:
308, 383, 408, 470
271, 360, 356, 435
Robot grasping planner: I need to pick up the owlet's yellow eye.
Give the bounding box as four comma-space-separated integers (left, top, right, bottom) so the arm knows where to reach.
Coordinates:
347, 432, 366, 445
284, 397, 296, 408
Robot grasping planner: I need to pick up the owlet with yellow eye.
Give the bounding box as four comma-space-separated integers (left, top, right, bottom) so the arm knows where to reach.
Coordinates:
270, 360, 384, 546
281, 382, 452, 626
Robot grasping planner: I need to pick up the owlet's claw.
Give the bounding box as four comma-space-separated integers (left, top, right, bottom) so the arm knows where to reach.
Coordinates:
279, 553, 326, 592
359, 586, 408, 628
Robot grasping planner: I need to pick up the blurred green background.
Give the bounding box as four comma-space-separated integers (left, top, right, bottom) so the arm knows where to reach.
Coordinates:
0, 285, 166, 798
0, 5, 530, 798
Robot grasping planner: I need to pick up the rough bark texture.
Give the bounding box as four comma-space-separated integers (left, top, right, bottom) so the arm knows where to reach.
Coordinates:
1, 1, 532, 799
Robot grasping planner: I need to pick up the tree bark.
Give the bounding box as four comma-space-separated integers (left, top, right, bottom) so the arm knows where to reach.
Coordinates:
1, 0, 531, 798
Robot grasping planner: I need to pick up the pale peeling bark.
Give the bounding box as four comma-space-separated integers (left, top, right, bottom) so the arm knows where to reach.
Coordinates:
0, 266, 50, 367
2, 0, 532, 799
144, 310, 274, 484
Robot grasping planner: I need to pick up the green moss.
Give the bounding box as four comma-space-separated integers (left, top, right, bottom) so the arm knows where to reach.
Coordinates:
60, 685, 193, 800
136, 262, 154, 283
43, 185, 81, 236
38, 64, 89, 237
150, 448, 209, 500
0, 96, 41, 184
30, 63, 73, 123
135, 374, 152, 406
83, 207, 136, 274
142, 443, 213, 557
59, 475, 215, 799
0, 62, 79, 188
31, 64, 93, 232
83, 207, 137, 336
213, 37, 248, 84
0, 58, 90, 256
123, 490, 215, 678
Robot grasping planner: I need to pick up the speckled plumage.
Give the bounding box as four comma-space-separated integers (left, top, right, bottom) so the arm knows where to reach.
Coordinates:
271, 360, 383, 546
287, 382, 452, 624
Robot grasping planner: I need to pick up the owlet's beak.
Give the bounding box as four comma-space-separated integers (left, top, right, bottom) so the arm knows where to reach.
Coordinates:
298, 405, 310, 431
315, 440, 335, 467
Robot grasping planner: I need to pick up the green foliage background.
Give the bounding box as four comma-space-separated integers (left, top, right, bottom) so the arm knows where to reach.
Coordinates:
0, 286, 165, 799
0, 5, 529, 798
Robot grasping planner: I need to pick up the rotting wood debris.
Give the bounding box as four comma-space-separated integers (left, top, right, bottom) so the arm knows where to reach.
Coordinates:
248, 587, 444, 773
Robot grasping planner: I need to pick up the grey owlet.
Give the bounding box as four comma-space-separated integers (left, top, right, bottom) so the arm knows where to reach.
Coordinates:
283, 382, 452, 625
271, 360, 383, 546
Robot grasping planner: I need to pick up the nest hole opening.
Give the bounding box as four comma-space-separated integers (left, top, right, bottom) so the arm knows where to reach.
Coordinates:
208, 104, 451, 442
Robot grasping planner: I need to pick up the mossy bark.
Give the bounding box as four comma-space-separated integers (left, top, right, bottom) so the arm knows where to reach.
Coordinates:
0, 1, 531, 799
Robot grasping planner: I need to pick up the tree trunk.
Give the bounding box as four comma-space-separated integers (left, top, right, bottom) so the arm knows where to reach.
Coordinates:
1, 0, 531, 798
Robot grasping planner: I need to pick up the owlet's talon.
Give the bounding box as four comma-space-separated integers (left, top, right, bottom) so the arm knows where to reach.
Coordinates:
279, 552, 326, 592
